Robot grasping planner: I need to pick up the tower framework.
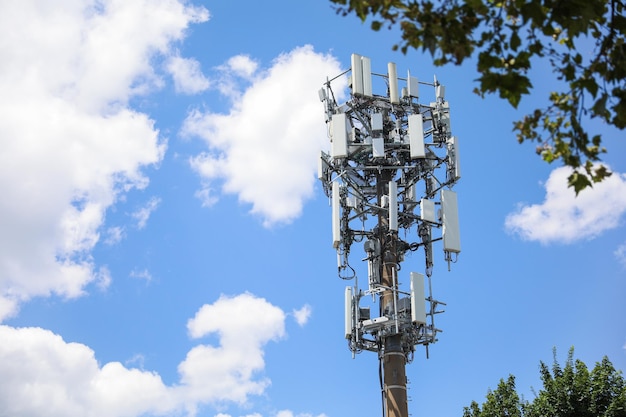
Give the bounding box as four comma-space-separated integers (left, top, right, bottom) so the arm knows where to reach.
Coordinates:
318, 54, 461, 417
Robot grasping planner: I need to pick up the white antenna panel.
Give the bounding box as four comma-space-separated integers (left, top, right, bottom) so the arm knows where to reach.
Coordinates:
410, 272, 426, 324
448, 136, 461, 180
362, 56, 373, 97
389, 181, 398, 231
318, 88, 327, 102
331, 113, 348, 159
371, 112, 384, 132
372, 137, 385, 158
332, 181, 341, 248
351, 54, 364, 95
408, 114, 425, 159
318, 151, 327, 180
420, 198, 436, 223
407, 71, 419, 98
436, 84, 446, 101
388, 62, 399, 104
345, 286, 353, 339
441, 189, 461, 253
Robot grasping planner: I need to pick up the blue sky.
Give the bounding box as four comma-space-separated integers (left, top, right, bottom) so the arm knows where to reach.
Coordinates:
1, 1, 625, 417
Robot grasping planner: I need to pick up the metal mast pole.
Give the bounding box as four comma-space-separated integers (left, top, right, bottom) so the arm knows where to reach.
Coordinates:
379, 170, 408, 417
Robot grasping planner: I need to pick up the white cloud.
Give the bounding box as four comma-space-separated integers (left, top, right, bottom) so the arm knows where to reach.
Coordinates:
104, 226, 126, 245
615, 243, 626, 269
214, 55, 259, 100
194, 187, 220, 208
0, 293, 293, 417
181, 293, 286, 406
129, 268, 152, 282
166, 54, 211, 94
276, 411, 328, 417
124, 353, 146, 369
132, 197, 161, 229
183, 45, 347, 227
0, 324, 178, 417
95, 266, 112, 291
292, 304, 312, 326
505, 166, 626, 244
0, 0, 208, 320
226, 55, 259, 79
216, 411, 325, 417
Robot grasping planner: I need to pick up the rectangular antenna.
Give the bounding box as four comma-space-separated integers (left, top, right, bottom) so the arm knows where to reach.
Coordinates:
345, 286, 353, 339
388, 62, 399, 104
372, 137, 384, 158
317, 151, 327, 180
448, 136, 461, 180
410, 272, 426, 324
318, 88, 327, 102
331, 113, 348, 159
351, 54, 364, 95
332, 181, 341, 248
407, 71, 419, 98
408, 114, 425, 159
420, 198, 436, 223
441, 189, 461, 253
404, 183, 416, 213
362, 55, 373, 97
436, 84, 446, 101
389, 181, 398, 231
371, 112, 383, 133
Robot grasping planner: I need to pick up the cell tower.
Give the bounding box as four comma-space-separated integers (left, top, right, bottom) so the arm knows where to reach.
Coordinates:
318, 54, 461, 417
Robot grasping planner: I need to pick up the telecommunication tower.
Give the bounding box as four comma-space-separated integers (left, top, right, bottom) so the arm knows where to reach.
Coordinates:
318, 54, 461, 417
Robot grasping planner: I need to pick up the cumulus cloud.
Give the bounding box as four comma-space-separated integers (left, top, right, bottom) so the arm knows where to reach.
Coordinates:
226, 55, 259, 78
0, 0, 208, 320
292, 304, 312, 326
0, 293, 293, 417
505, 166, 626, 244
181, 294, 286, 406
183, 45, 347, 227
0, 325, 177, 417
166, 54, 211, 94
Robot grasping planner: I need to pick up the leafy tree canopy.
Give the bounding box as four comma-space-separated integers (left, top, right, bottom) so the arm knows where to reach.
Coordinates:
463, 348, 626, 417
330, 0, 626, 193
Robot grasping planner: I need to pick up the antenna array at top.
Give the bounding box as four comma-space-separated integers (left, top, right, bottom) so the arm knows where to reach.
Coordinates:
318, 53, 462, 359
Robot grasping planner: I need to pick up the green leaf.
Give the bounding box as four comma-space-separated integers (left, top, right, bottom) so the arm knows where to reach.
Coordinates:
568, 171, 592, 194
510, 30, 521, 51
